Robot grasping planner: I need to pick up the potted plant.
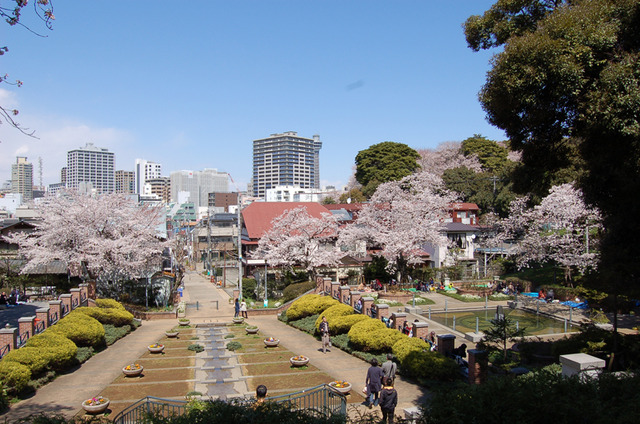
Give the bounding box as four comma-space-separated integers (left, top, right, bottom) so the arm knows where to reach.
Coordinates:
165, 329, 179, 338
82, 396, 110, 414
178, 318, 190, 326
264, 337, 280, 347
245, 325, 259, 334
122, 363, 144, 377
290, 355, 309, 367
148, 343, 165, 353
328, 380, 351, 394
232, 317, 244, 324
177, 302, 186, 318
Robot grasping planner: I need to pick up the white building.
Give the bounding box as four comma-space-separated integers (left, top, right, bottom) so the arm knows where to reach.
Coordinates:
170, 169, 229, 208
134, 159, 162, 195
265, 185, 325, 202
0, 193, 23, 216
66, 143, 115, 194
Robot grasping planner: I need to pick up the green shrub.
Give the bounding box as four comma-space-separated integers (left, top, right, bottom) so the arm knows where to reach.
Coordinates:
75, 306, 134, 326
0, 383, 7, 412
330, 333, 352, 353
392, 337, 458, 381
75, 346, 94, 363
313, 304, 354, 332
104, 324, 131, 345
48, 311, 105, 347
285, 294, 339, 321
226, 341, 242, 351
1, 347, 50, 376
24, 331, 78, 370
282, 280, 316, 302
95, 298, 126, 310
0, 360, 31, 394
330, 314, 369, 335
188, 344, 204, 353
347, 318, 387, 351
288, 314, 320, 335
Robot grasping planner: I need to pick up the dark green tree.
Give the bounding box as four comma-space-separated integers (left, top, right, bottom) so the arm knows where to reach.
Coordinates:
482, 314, 526, 362
461, 134, 509, 174
355, 142, 420, 198
465, 0, 640, 307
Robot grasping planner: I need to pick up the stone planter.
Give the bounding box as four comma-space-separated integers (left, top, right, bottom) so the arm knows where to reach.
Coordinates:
245, 327, 259, 334
178, 319, 190, 326
82, 398, 110, 414
165, 331, 179, 338
232, 317, 244, 324
148, 344, 165, 353
264, 338, 280, 347
328, 381, 351, 394
122, 365, 143, 377
290, 356, 309, 367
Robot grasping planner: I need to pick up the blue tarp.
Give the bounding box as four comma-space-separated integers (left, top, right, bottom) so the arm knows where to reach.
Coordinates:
560, 300, 588, 309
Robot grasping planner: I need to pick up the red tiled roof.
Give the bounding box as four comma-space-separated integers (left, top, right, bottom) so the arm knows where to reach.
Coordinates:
242, 202, 333, 240
449, 202, 480, 211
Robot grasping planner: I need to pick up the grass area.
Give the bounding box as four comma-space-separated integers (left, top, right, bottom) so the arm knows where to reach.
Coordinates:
242, 362, 320, 375
113, 368, 194, 383
437, 290, 514, 302
237, 351, 296, 364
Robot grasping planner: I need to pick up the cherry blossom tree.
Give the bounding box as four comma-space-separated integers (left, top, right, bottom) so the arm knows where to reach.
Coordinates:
417, 141, 482, 177
253, 206, 342, 281
5, 191, 167, 294
339, 171, 457, 283
502, 183, 602, 285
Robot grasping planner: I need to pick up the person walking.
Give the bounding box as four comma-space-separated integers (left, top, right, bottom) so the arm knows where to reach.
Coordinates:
319, 316, 330, 353
379, 377, 398, 424
381, 353, 397, 384
240, 299, 248, 318
365, 358, 384, 408
234, 298, 240, 318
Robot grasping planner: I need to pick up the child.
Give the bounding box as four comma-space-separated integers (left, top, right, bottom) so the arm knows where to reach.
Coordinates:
379, 377, 398, 424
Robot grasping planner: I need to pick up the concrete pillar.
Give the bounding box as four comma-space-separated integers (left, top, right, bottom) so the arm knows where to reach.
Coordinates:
323, 278, 332, 294
560, 353, 606, 380
315, 275, 325, 293
350, 291, 362, 310
18, 316, 35, 345
361, 297, 374, 317
377, 303, 390, 319
70, 288, 81, 310
339, 285, 351, 305
392, 312, 407, 332
437, 334, 456, 356
36, 307, 50, 330
331, 282, 341, 300
78, 283, 89, 306
48, 300, 62, 324
468, 349, 488, 384
412, 321, 429, 340
59, 294, 72, 317
0, 326, 17, 355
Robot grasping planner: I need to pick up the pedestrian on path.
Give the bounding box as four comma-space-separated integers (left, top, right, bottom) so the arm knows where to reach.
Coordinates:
240, 299, 248, 318
319, 315, 330, 353
234, 298, 240, 318
379, 377, 398, 424
381, 353, 397, 384
365, 358, 384, 408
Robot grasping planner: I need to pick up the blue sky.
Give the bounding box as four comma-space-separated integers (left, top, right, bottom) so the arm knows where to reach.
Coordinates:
1, 1, 504, 191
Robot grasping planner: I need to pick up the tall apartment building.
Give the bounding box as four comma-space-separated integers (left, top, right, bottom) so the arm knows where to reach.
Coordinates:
170, 169, 229, 208
252, 131, 322, 198
144, 177, 171, 203
11, 156, 33, 202
134, 159, 162, 195
66, 143, 115, 194
115, 170, 135, 194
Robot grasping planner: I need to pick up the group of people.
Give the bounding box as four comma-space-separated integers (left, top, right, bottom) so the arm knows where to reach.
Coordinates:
537, 288, 555, 302
365, 355, 398, 423
0, 289, 27, 307
234, 298, 248, 318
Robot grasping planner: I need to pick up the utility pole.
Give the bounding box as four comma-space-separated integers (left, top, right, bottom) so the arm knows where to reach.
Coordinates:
207, 207, 212, 274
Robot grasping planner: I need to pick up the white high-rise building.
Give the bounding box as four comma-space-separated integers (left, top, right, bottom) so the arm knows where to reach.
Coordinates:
66, 143, 115, 194
170, 169, 229, 208
134, 159, 162, 195
11, 156, 33, 202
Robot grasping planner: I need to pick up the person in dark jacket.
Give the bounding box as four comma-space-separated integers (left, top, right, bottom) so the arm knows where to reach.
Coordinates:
379, 377, 398, 424
234, 298, 240, 318
365, 358, 384, 408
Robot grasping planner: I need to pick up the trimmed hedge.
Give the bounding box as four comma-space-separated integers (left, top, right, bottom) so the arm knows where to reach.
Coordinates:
75, 306, 134, 326
313, 304, 355, 332
329, 314, 369, 335
0, 347, 51, 376
347, 318, 387, 351
95, 298, 126, 310
0, 361, 31, 394
49, 311, 105, 347
282, 280, 316, 302
285, 294, 339, 321
392, 337, 458, 381
24, 331, 78, 370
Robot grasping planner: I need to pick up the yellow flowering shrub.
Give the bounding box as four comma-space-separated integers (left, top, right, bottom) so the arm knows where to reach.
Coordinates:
285, 294, 339, 321
314, 303, 355, 331
49, 311, 105, 347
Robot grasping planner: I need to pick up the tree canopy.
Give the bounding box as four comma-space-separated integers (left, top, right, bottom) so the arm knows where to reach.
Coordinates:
466, 0, 640, 296
355, 141, 420, 198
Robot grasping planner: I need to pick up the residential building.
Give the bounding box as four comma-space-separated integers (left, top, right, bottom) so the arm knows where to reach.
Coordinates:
66, 143, 115, 194
134, 159, 162, 195
115, 170, 135, 194
170, 169, 229, 208
145, 177, 171, 203
11, 157, 33, 202
446, 203, 480, 226
208, 192, 238, 212
252, 131, 322, 198
265, 185, 327, 202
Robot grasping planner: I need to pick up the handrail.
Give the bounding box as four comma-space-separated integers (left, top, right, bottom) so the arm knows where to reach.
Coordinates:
16, 331, 30, 348
0, 344, 10, 359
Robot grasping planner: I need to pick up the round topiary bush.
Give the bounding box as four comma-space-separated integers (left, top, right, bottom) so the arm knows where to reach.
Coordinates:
392, 337, 458, 381
95, 298, 126, 310
0, 361, 31, 394
347, 317, 387, 351
24, 331, 78, 370
330, 314, 370, 335
314, 304, 355, 332
0, 347, 50, 376
49, 311, 105, 347
75, 306, 134, 326
285, 294, 339, 321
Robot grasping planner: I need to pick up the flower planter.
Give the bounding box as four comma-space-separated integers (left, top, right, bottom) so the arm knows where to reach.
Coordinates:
165, 331, 179, 338
232, 317, 244, 324
82, 398, 110, 414
178, 320, 190, 326
148, 344, 165, 353
245, 327, 259, 334
290, 356, 309, 367
328, 381, 351, 394
122, 364, 143, 377
263, 338, 280, 347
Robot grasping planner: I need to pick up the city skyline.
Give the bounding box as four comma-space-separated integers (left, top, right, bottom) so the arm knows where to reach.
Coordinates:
1, 1, 505, 191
